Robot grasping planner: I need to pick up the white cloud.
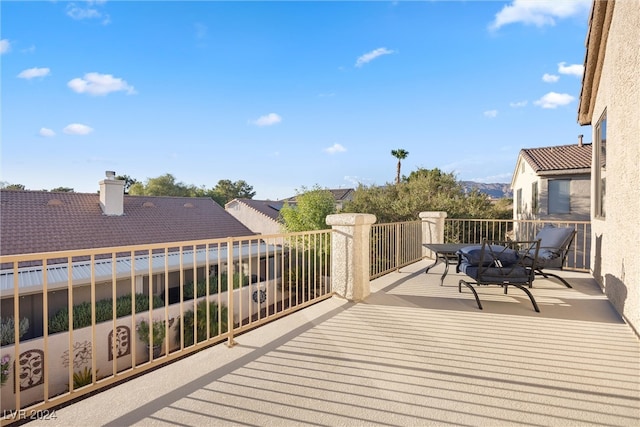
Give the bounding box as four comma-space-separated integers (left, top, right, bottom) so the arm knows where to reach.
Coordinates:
542, 73, 559, 83
534, 92, 575, 109
489, 0, 591, 31
484, 110, 498, 118
39, 128, 56, 137
509, 100, 528, 108
251, 113, 282, 127
355, 47, 394, 68
63, 123, 94, 135
558, 62, 584, 77
17, 67, 51, 79
324, 144, 347, 154
0, 39, 10, 54
194, 23, 207, 39
66, 1, 110, 25
68, 72, 136, 96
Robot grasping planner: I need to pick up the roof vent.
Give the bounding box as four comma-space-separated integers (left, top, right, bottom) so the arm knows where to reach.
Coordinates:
47, 199, 63, 206
183, 203, 194, 208
143, 201, 155, 208
578, 134, 584, 147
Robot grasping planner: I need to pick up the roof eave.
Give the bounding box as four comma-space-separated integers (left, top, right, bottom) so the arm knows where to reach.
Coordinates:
578, 0, 615, 126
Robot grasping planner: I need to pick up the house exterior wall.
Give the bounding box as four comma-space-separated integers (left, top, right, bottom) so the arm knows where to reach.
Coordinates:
225, 201, 282, 235
512, 156, 590, 221
539, 175, 591, 221
512, 156, 539, 220
588, 0, 640, 334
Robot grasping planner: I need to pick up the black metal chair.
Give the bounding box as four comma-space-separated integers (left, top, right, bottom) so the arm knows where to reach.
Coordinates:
457, 239, 541, 312
523, 226, 576, 288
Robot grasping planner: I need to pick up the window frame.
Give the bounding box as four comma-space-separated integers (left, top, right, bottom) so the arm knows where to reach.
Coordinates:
594, 110, 607, 218
548, 179, 571, 214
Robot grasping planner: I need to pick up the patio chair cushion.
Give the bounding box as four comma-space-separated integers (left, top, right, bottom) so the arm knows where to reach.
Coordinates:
458, 262, 531, 284
536, 226, 575, 255
458, 245, 519, 267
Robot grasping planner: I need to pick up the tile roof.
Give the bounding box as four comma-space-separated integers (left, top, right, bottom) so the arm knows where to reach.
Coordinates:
0, 190, 255, 256
234, 199, 283, 222
282, 188, 354, 203
521, 143, 592, 173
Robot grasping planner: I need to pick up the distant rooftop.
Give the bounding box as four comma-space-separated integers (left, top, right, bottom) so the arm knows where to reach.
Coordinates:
521, 143, 592, 173
232, 198, 284, 222
0, 190, 255, 256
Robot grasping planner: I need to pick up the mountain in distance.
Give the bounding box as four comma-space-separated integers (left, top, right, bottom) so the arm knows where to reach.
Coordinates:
460, 181, 513, 199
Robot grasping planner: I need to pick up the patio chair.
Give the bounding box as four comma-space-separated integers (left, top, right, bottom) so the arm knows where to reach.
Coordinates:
457, 239, 541, 312
523, 226, 576, 288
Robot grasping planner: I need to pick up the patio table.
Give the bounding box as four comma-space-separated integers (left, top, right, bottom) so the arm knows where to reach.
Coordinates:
423, 243, 475, 286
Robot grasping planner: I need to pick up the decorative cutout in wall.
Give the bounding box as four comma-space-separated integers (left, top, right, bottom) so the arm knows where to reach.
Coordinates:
108, 326, 131, 361
17, 349, 44, 392
61, 340, 92, 369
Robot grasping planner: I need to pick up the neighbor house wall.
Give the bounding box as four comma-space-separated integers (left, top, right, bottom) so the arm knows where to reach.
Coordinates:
512, 157, 539, 220
588, 0, 640, 333
539, 175, 591, 221
225, 201, 282, 235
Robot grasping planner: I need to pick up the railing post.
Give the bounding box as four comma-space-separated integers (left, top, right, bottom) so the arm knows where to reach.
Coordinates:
420, 211, 448, 259
326, 213, 376, 301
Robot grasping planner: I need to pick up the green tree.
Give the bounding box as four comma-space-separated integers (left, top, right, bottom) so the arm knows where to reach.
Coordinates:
50, 187, 74, 192
391, 149, 409, 185
115, 174, 139, 193
127, 174, 254, 205
128, 173, 194, 197
0, 183, 26, 190
209, 179, 256, 206
343, 168, 500, 222
280, 185, 336, 231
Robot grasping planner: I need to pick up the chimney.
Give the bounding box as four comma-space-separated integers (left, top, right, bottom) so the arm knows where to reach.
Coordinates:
99, 171, 125, 216
578, 134, 584, 147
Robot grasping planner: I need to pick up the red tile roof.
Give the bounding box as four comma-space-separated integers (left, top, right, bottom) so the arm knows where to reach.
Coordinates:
0, 190, 255, 256
521, 143, 592, 173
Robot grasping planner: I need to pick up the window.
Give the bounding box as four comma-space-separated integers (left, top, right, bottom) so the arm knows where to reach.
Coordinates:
595, 111, 607, 217
548, 180, 570, 214
531, 181, 539, 214
516, 188, 523, 215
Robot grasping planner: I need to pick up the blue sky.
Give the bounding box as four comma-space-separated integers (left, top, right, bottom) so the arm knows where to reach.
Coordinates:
1, 0, 592, 200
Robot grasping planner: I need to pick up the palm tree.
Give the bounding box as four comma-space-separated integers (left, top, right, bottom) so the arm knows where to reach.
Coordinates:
391, 149, 409, 184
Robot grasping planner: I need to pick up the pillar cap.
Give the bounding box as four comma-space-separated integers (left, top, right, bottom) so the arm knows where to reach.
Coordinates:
326, 213, 376, 226
419, 211, 448, 219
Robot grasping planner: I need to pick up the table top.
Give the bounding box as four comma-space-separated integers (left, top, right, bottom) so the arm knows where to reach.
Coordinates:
423, 243, 478, 254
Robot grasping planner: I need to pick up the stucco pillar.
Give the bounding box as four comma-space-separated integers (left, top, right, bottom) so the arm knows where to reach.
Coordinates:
326, 213, 377, 301
419, 211, 448, 258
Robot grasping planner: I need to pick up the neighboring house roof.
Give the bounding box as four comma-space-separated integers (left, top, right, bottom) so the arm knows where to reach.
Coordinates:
282, 188, 354, 203
231, 199, 284, 222
0, 190, 255, 256
520, 143, 592, 175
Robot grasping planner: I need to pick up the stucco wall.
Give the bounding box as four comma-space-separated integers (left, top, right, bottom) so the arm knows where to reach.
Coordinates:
512, 157, 539, 219
512, 157, 590, 221
226, 201, 282, 235
589, 0, 640, 334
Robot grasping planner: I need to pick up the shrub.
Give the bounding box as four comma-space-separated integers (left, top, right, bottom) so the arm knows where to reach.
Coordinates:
136, 319, 167, 347
49, 293, 164, 333
179, 300, 228, 347
72, 367, 98, 389
0, 317, 30, 346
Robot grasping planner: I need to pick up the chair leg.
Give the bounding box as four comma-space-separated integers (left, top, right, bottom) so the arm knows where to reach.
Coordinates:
535, 270, 572, 288
509, 284, 541, 312
459, 280, 483, 310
